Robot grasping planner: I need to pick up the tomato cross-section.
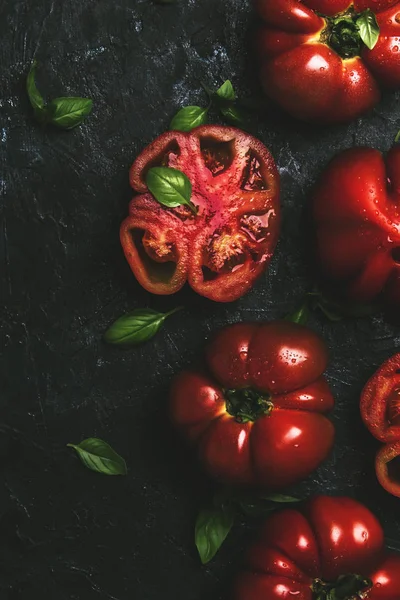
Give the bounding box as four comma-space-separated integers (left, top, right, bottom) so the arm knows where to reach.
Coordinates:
120, 125, 280, 302
361, 353, 400, 498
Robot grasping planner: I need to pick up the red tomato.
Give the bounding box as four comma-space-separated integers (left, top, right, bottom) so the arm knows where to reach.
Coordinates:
170, 321, 335, 489
234, 496, 400, 600
120, 126, 280, 302
361, 353, 400, 497
313, 145, 400, 310
253, 0, 400, 123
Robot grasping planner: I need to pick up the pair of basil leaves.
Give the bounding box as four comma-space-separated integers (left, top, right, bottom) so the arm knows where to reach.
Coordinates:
170, 80, 242, 132
27, 61, 92, 130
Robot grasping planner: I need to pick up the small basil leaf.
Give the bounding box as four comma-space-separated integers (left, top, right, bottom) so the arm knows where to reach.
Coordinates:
356, 9, 380, 50
170, 106, 208, 132
285, 303, 310, 325
47, 97, 93, 130
67, 438, 127, 475
236, 494, 300, 517
104, 307, 182, 346
146, 167, 197, 214
26, 61, 45, 113
395, 131, 400, 143
260, 494, 300, 503
220, 105, 244, 125
195, 507, 234, 564
216, 80, 236, 102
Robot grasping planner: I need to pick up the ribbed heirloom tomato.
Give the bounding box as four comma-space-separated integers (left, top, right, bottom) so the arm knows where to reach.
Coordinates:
234, 496, 400, 599
361, 353, 400, 498
170, 321, 335, 489
120, 125, 280, 302
253, 0, 400, 123
313, 144, 400, 310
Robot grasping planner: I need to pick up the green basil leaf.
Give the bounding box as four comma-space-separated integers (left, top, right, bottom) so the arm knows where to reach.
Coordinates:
26, 61, 45, 113
195, 507, 234, 564
236, 494, 300, 517
104, 307, 182, 346
395, 131, 400, 143
220, 105, 244, 125
285, 304, 310, 325
67, 438, 127, 475
146, 167, 197, 214
170, 106, 208, 132
216, 80, 236, 102
356, 9, 380, 50
46, 97, 93, 129
260, 494, 300, 503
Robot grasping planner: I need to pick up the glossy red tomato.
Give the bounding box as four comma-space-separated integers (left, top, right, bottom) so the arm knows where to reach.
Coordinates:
313, 145, 400, 310
120, 125, 280, 302
235, 496, 400, 599
361, 353, 400, 498
253, 0, 400, 123
170, 321, 335, 489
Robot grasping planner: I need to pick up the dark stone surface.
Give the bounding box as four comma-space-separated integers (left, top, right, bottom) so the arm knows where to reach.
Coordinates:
1, 0, 400, 598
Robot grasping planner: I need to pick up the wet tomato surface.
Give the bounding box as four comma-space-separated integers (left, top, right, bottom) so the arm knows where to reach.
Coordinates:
170, 321, 335, 489
234, 495, 400, 599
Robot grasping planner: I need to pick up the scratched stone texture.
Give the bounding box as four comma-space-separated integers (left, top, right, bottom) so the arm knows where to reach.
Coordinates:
1, 0, 400, 598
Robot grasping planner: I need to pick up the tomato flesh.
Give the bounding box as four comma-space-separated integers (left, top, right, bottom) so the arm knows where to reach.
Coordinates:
120, 126, 280, 302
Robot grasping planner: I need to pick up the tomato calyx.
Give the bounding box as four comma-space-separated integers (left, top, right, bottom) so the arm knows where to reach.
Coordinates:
224, 388, 273, 424
312, 574, 373, 600
321, 8, 362, 59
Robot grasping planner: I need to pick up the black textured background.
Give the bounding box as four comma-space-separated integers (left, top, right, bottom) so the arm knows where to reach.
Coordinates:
2, 1, 400, 599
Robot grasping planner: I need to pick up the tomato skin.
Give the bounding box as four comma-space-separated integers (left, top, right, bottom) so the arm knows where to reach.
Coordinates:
120, 126, 280, 303
313, 146, 400, 309
253, 0, 400, 123
234, 497, 400, 600
170, 321, 335, 489
361, 353, 400, 497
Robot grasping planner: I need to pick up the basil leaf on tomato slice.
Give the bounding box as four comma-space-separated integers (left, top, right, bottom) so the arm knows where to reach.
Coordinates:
146, 167, 197, 214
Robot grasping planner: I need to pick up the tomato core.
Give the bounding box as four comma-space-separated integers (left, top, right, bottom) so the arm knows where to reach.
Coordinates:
224, 388, 273, 424
312, 574, 372, 600
321, 9, 363, 59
